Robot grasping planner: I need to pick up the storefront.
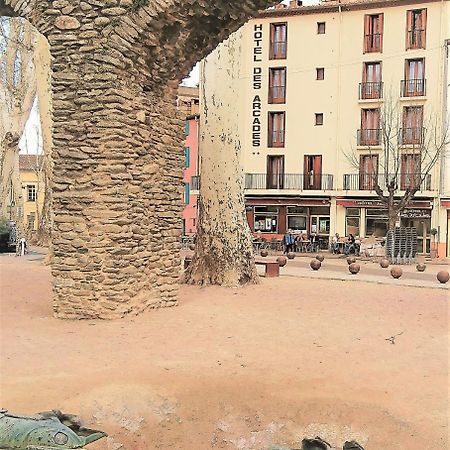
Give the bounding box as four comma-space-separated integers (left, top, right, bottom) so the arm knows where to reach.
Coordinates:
246, 197, 331, 244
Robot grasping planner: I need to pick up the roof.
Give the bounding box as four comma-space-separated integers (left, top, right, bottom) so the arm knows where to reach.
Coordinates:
19, 154, 43, 171
258, 0, 446, 17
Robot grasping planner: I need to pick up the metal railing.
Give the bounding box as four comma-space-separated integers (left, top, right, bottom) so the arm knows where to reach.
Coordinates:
407, 29, 425, 49
245, 173, 334, 191
357, 128, 382, 146
343, 173, 432, 191
401, 79, 426, 97
359, 81, 383, 100
400, 127, 425, 145
364, 33, 382, 52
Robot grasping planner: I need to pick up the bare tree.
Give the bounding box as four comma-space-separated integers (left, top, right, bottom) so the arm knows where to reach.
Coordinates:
0, 17, 37, 241
345, 97, 448, 230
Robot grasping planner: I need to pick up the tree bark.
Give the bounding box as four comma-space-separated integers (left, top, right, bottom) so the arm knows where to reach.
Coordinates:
185, 34, 258, 287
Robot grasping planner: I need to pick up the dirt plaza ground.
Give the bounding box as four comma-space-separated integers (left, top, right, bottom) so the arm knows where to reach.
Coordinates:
0, 252, 449, 450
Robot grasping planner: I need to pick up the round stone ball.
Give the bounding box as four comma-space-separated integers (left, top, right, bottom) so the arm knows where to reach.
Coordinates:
349, 263, 360, 275
260, 249, 269, 257
416, 263, 426, 272
189, 244, 195, 251
310, 259, 321, 271
276, 256, 287, 267
347, 256, 356, 265
390, 266, 403, 279
380, 259, 390, 269
287, 252, 296, 260
316, 254, 325, 262
437, 270, 450, 284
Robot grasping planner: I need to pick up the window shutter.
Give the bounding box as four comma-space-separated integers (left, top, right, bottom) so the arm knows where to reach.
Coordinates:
421, 9, 427, 48
184, 147, 190, 168
363, 15, 370, 52
378, 14, 384, 52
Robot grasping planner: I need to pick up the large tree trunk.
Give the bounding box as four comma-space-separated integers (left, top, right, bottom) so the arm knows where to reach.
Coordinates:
185, 34, 258, 287
0, 18, 37, 243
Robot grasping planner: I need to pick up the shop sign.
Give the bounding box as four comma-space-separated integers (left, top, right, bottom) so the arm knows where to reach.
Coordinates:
337, 199, 431, 209
251, 24, 263, 147
400, 209, 432, 219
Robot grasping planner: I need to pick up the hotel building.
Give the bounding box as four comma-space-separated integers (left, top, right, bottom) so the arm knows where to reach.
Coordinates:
200, 0, 450, 256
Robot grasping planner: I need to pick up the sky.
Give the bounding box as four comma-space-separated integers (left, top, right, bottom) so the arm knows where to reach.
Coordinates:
20, 0, 320, 154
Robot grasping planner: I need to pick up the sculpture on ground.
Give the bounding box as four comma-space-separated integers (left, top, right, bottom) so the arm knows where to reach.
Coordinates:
0, 0, 272, 318
0, 409, 106, 449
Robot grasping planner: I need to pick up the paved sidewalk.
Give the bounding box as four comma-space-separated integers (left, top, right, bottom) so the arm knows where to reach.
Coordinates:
257, 256, 450, 290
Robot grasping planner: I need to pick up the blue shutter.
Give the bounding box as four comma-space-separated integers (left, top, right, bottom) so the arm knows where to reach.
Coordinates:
184, 121, 190, 136
184, 183, 190, 204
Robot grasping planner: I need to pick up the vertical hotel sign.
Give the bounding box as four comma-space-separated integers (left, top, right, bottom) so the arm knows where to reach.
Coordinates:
252, 24, 263, 147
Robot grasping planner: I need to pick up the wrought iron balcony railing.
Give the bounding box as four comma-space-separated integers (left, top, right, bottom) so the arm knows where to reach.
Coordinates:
364, 33, 382, 52
359, 81, 383, 100
343, 173, 432, 191
245, 173, 334, 191
401, 79, 426, 97
357, 128, 382, 146
400, 127, 425, 145
407, 29, 425, 49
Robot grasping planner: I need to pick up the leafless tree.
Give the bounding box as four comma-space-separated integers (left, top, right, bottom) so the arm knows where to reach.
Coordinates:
345, 97, 448, 230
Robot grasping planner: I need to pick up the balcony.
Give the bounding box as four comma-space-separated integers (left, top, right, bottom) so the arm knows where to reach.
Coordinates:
401, 79, 426, 97
359, 82, 383, 100
245, 173, 334, 191
400, 127, 425, 145
406, 29, 425, 49
357, 129, 382, 146
364, 33, 382, 53
343, 173, 432, 191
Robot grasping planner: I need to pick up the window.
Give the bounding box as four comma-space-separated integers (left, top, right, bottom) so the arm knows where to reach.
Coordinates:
402, 106, 424, 145
361, 62, 382, 99
254, 206, 279, 233
402, 59, 425, 97
269, 67, 287, 104
359, 109, 381, 145
315, 113, 324, 126
27, 213, 36, 230
267, 155, 285, 189
346, 208, 361, 237
184, 120, 190, 136
270, 23, 287, 60
184, 147, 190, 168
359, 154, 378, 190
184, 183, 190, 204
304, 155, 322, 190
287, 207, 308, 232
401, 154, 421, 189
365, 209, 388, 237
268, 112, 285, 147
406, 9, 427, 49
27, 184, 36, 202
364, 13, 383, 53
316, 68, 325, 80
317, 22, 326, 34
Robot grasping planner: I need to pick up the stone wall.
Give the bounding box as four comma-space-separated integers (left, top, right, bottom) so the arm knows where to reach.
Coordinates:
2, 0, 272, 318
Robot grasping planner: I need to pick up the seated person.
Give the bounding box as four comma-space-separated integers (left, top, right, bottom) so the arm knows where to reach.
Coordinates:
344, 234, 356, 255
331, 233, 340, 254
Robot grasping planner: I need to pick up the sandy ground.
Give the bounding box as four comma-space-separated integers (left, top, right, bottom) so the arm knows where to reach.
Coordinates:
0, 254, 449, 450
